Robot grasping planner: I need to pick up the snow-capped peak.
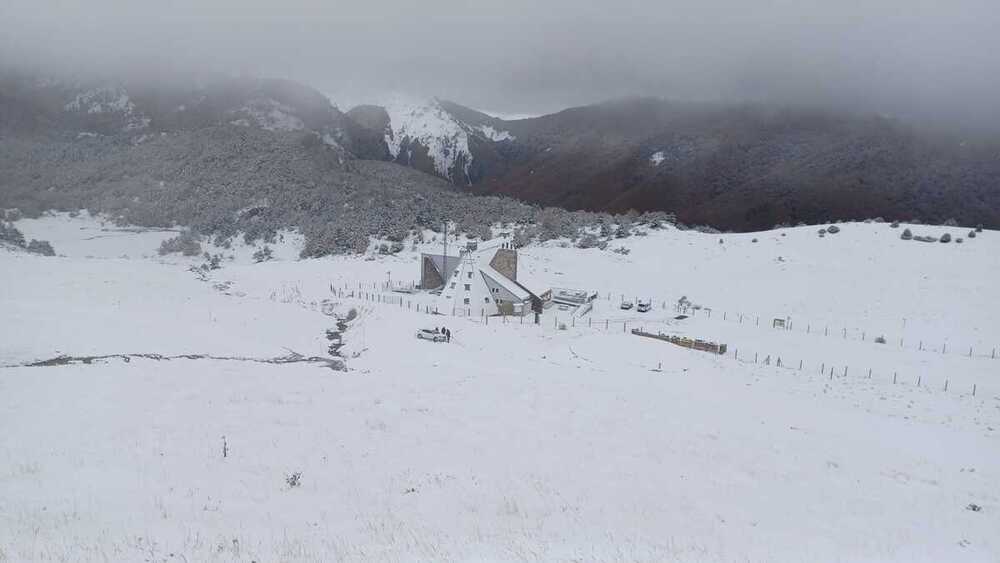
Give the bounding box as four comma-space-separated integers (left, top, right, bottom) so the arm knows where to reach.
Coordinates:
380, 96, 514, 183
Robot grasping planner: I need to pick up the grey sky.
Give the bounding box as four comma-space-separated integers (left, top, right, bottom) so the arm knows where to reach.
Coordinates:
3, 0, 999, 129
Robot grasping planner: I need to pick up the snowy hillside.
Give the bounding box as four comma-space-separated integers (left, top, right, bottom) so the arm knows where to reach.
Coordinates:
2, 213, 998, 562
380, 96, 515, 183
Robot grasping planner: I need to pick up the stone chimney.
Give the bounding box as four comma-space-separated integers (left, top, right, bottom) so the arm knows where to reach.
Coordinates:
490, 244, 517, 281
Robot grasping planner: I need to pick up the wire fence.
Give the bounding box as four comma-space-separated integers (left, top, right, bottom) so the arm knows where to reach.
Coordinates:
330, 281, 999, 362
328, 282, 991, 399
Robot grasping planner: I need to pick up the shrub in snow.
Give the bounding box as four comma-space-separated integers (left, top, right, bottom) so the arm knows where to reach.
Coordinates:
612, 246, 630, 255
26, 239, 56, 256
956, 238, 963, 243
975, 224, 983, 232
901, 228, 913, 240
158, 231, 202, 256
512, 225, 536, 248
252, 245, 274, 263
751, 238, 758, 243
943, 218, 959, 227
827, 225, 840, 234
890, 221, 900, 228
818, 229, 826, 235
968, 230, 976, 238
874, 336, 887, 344
940, 233, 951, 243
576, 233, 600, 249
0, 222, 26, 247
200, 252, 223, 270
2, 209, 23, 222
286, 472, 302, 488
378, 242, 403, 254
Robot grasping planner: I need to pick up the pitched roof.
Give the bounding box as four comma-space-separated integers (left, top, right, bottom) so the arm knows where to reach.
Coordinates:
512, 268, 550, 298
480, 265, 531, 301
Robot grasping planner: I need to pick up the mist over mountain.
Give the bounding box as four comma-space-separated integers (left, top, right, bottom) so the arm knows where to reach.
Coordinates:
343, 96, 1000, 230
2, 68, 999, 238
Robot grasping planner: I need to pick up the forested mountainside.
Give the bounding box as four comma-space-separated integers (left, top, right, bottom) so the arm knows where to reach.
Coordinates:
351, 97, 1000, 231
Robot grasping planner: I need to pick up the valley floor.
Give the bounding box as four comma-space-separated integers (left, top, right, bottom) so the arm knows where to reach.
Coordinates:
1, 214, 998, 562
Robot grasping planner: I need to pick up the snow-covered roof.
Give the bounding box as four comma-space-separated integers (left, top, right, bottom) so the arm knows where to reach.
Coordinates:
424, 253, 462, 280
513, 269, 551, 298
480, 265, 530, 301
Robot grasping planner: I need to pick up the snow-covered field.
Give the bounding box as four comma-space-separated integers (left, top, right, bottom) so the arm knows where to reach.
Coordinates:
2, 213, 998, 562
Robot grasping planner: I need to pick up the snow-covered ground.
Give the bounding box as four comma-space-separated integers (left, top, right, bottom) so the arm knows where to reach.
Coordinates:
2, 213, 998, 562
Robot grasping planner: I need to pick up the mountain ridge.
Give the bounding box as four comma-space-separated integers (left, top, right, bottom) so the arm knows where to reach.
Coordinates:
347, 96, 1000, 230
2, 70, 998, 232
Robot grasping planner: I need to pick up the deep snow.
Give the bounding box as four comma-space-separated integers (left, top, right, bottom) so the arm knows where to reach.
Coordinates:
1, 214, 998, 562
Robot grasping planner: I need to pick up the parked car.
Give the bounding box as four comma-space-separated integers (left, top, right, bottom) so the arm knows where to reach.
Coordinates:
416, 328, 447, 342
620, 301, 634, 310
637, 300, 651, 313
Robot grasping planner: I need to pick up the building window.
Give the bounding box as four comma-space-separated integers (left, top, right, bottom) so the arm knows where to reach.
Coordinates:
464, 284, 471, 291
484, 297, 490, 303
450, 282, 455, 289
463, 298, 470, 305
467, 271, 473, 279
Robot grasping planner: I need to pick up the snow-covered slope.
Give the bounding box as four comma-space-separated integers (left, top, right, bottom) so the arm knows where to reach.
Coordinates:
62, 85, 151, 132
2, 213, 998, 562
379, 96, 515, 183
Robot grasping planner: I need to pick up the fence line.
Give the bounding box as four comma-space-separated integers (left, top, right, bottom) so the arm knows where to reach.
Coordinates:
331, 283, 987, 399
329, 282, 998, 366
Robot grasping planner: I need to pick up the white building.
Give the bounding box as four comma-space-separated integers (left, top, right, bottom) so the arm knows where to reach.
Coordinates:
422, 237, 549, 317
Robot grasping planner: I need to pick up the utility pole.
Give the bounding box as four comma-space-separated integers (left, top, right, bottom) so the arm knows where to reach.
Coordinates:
443, 220, 448, 270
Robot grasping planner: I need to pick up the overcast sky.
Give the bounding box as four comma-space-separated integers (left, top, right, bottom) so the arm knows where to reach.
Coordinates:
2, 0, 999, 128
